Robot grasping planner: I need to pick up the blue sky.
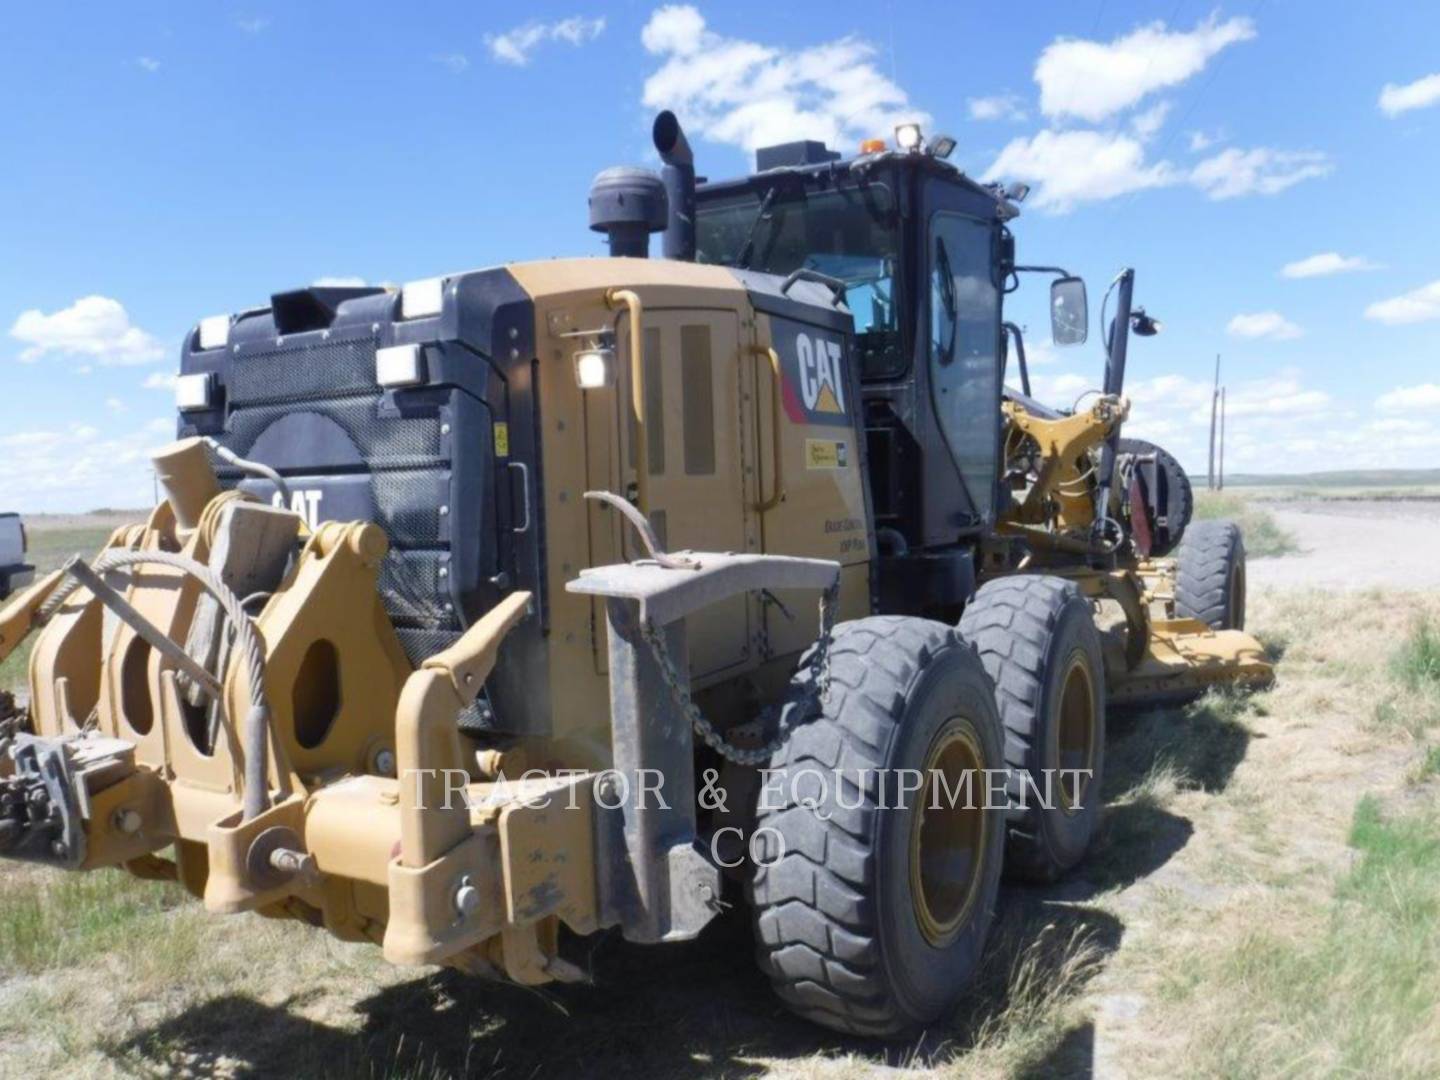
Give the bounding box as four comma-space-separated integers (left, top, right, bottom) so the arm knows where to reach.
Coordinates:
3, 1, 1439, 511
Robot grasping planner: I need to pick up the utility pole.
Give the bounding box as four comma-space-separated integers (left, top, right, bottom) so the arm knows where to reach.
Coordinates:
1207, 354, 1220, 490
1222, 387, 1229, 490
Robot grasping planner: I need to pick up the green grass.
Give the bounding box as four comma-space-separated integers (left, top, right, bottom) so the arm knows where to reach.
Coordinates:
0, 867, 188, 975
1411, 744, 1440, 783
1177, 797, 1440, 1077
1392, 619, 1440, 693
1193, 491, 1299, 558
1, 524, 119, 693
1371, 621, 1440, 740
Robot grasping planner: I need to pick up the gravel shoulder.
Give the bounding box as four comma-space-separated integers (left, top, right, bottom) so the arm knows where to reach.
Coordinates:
1248, 498, 1440, 590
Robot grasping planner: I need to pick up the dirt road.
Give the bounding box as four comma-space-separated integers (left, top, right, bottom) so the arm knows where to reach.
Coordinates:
1249, 497, 1440, 590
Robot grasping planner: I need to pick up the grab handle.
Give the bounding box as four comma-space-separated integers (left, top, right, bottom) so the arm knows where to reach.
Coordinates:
751, 345, 786, 513
508, 461, 531, 534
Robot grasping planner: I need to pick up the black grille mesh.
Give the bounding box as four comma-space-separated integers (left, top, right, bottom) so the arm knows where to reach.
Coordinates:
217, 339, 464, 664
228, 337, 380, 405
225, 395, 446, 473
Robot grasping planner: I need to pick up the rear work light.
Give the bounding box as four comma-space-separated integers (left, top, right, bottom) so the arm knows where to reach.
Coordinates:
376, 343, 425, 388
197, 315, 231, 350
175, 372, 215, 412
400, 278, 445, 320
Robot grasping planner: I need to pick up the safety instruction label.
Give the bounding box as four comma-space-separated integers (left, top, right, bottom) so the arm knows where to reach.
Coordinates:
805, 439, 848, 469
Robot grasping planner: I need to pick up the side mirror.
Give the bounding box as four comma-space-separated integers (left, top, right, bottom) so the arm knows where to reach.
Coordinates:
1050, 276, 1088, 346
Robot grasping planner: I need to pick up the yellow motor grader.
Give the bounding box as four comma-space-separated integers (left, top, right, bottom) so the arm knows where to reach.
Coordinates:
0, 113, 1269, 1037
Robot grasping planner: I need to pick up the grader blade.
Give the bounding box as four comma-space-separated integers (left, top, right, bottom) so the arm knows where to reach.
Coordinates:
1109, 617, 1272, 706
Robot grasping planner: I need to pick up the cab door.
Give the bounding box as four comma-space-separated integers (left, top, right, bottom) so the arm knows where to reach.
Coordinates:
925, 206, 1003, 530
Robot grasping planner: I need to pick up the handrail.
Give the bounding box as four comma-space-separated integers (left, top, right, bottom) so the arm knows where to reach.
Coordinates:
751, 345, 787, 512
606, 288, 649, 516
779, 268, 848, 307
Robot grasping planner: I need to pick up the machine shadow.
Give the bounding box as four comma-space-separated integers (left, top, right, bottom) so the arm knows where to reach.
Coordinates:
109, 694, 1251, 1078
1083, 692, 1254, 891
111, 900, 1121, 1079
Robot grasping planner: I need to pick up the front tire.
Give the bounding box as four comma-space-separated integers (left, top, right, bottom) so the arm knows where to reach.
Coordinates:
959, 576, 1106, 883
1175, 520, 1247, 630
750, 616, 1006, 1038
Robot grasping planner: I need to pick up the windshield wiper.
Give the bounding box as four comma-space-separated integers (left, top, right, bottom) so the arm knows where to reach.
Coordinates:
735, 187, 781, 270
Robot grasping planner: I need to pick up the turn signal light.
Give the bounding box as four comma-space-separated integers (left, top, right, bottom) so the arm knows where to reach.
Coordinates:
859, 138, 887, 154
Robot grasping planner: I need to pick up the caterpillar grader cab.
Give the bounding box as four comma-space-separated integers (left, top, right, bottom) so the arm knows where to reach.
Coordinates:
0, 112, 1270, 1038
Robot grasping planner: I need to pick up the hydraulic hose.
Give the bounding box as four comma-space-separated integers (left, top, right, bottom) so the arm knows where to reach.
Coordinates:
204, 438, 291, 507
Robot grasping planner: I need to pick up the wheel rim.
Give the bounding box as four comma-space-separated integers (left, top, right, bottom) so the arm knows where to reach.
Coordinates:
909, 719, 989, 948
1228, 560, 1247, 628
1055, 656, 1097, 814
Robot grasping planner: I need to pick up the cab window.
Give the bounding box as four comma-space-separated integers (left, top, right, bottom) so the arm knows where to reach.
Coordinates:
928, 212, 1001, 525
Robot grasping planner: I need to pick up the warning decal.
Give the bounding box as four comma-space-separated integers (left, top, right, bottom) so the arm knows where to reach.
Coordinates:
805, 439, 849, 470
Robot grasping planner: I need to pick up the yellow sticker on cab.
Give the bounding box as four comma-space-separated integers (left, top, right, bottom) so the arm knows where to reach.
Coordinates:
805, 438, 848, 469
494, 422, 510, 457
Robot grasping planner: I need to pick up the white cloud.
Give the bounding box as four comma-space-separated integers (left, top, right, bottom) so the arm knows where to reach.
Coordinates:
1227, 311, 1303, 340
0, 421, 173, 513
1365, 280, 1440, 325
1379, 73, 1440, 117
1035, 14, 1255, 123
312, 275, 368, 287
137, 57, 160, 73
143, 372, 178, 390
640, 5, 928, 153
1118, 367, 1339, 475
1280, 252, 1380, 278
1188, 130, 1218, 152
1189, 147, 1332, 200
1376, 384, 1440, 412
1028, 371, 1094, 402
431, 53, 469, 74
968, 93, 1027, 122
1368, 416, 1432, 432
1130, 100, 1172, 140
983, 129, 1175, 212
235, 16, 270, 35
986, 130, 1329, 213
105, 397, 128, 414
486, 16, 605, 66
10, 296, 165, 366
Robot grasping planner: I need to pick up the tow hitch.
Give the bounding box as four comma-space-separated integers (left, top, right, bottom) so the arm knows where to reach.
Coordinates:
0, 731, 136, 869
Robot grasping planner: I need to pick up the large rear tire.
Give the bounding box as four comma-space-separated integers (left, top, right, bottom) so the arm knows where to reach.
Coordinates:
751, 616, 1006, 1038
958, 576, 1106, 883
1175, 520, 1247, 630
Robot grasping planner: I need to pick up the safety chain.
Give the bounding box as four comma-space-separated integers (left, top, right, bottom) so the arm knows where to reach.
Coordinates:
640, 579, 840, 767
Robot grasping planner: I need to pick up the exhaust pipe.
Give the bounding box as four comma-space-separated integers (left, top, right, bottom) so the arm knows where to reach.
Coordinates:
653, 111, 696, 262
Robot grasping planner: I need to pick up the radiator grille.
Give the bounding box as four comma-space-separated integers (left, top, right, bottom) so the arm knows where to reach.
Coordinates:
215, 338, 466, 664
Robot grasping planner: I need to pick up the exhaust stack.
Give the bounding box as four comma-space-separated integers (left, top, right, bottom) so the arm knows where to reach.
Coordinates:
653, 111, 696, 262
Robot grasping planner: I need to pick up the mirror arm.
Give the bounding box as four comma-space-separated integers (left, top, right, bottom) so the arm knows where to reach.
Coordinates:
1003, 322, 1031, 397
1091, 268, 1136, 554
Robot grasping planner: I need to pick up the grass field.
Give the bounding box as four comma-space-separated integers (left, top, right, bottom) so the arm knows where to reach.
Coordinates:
3, 525, 1438, 1077
0, 520, 129, 695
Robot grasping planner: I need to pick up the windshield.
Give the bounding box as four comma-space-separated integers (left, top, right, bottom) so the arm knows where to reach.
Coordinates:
696, 182, 905, 379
